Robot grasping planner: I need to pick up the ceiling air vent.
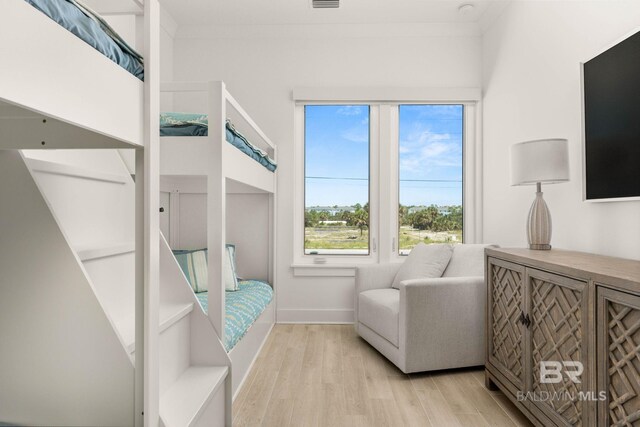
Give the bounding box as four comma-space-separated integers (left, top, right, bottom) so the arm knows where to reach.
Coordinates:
312, 0, 339, 9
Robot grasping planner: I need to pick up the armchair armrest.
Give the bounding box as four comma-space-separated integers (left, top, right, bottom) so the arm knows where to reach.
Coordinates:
354, 263, 401, 329
355, 263, 401, 294
398, 276, 486, 372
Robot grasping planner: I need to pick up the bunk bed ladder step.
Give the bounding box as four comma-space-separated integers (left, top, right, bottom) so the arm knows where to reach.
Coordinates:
159, 366, 228, 427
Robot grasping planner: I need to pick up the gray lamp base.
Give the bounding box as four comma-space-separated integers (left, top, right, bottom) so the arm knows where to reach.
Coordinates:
527, 183, 552, 251
529, 243, 552, 250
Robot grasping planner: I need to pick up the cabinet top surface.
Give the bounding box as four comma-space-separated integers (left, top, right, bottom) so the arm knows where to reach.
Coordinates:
486, 247, 640, 288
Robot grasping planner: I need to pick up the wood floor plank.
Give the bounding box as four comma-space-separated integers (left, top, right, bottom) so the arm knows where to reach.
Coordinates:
432, 371, 479, 414
232, 364, 257, 421
378, 397, 408, 427
270, 347, 305, 400
261, 323, 293, 371
343, 355, 371, 417
387, 374, 432, 426
410, 374, 463, 427
232, 367, 279, 427
319, 383, 348, 427
289, 372, 321, 427
322, 325, 343, 384
233, 325, 532, 427
491, 392, 535, 427
287, 324, 310, 351
456, 412, 492, 426
468, 368, 534, 427
361, 343, 396, 399
289, 327, 324, 427
367, 399, 395, 427
340, 324, 366, 358
261, 398, 294, 427
454, 371, 517, 427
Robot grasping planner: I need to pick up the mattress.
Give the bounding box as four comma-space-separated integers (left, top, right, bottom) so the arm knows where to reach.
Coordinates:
160, 113, 278, 172
196, 280, 273, 352
25, 0, 144, 80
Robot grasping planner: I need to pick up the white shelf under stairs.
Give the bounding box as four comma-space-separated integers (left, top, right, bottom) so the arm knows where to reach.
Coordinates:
160, 366, 228, 427
2, 150, 232, 426
124, 302, 195, 355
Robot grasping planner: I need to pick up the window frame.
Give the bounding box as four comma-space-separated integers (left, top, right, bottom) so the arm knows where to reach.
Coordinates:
292, 88, 481, 275
392, 103, 468, 259
295, 102, 380, 266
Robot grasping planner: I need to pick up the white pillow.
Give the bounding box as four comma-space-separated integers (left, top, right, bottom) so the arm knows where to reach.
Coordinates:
224, 246, 239, 291
391, 243, 453, 289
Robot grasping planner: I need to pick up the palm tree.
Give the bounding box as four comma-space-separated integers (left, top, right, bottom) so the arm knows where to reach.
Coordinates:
352, 208, 369, 237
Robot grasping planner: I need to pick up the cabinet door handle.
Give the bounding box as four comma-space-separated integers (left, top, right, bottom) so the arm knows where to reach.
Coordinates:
517, 312, 532, 328
524, 313, 531, 328
518, 312, 526, 325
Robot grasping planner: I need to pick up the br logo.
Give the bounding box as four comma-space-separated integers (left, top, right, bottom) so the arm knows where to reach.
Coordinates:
540, 361, 583, 384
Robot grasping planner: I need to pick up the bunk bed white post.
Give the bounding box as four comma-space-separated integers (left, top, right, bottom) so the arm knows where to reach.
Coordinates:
135, 148, 146, 427
207, 81, 232, 426
271, 146, 278, 317
206, 81, 227, 340
139, 1, 161, 426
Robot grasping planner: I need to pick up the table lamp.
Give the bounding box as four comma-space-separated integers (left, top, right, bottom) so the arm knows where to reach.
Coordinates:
510, 138, 569, 250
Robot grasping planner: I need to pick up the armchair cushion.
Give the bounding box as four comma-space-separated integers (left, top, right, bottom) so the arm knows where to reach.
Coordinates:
391, 243, 453, 289
358, 289, 400, 347
442, 243, 496, 277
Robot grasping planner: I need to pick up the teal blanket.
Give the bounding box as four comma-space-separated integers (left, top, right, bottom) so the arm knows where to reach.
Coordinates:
25, 0, 144, 79
159, 113, 277, 172
195, 280, 273, 352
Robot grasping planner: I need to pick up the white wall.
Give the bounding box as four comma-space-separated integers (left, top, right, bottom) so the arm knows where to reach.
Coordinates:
482, 1, 640, 260
173, 24, 481, 322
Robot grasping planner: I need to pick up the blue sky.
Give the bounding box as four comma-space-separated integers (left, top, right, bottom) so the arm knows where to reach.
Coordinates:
305, 105, 463, 207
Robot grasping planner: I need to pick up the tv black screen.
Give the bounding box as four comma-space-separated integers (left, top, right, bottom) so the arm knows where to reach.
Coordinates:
583, 29, 640, 200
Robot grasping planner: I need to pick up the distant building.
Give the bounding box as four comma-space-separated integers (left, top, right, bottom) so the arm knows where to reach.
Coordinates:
407, 206, 452, 216
306, 206, 356, 215
319, 220, 347, 226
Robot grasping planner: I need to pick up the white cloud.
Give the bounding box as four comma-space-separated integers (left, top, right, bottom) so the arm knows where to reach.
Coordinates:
399, 129, 461, 173
342, 127, 369, 143
337, 106, 364, 116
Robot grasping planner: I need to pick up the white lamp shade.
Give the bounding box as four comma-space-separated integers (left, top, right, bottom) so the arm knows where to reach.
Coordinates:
510, 138, 570, 186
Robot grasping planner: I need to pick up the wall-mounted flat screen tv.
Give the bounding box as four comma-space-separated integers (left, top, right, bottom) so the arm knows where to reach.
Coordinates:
583, 29, 640, 201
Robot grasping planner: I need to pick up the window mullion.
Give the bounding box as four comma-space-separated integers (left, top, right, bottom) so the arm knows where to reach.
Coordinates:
377, 104, 394, 263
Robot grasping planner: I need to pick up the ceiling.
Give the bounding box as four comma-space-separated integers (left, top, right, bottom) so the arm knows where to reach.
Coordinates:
158, 0, 511, 27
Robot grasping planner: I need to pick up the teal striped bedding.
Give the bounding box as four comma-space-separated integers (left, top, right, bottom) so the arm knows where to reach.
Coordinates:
195, 280, 273, 352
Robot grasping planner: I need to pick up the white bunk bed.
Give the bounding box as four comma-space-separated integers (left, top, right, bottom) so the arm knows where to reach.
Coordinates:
0, 0, 143, 149
0, 2, 231, 426
159, 81, 277, 398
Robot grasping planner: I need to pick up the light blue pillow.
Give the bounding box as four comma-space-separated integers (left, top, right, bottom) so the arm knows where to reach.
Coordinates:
172, 248, 208, 293
173, 245, 239, 292
225, 244, 239, 291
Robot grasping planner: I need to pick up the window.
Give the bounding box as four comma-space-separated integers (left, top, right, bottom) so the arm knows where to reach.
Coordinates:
304, 105, 370, 255
293, 89, 479, 271
398, 105, 463, 254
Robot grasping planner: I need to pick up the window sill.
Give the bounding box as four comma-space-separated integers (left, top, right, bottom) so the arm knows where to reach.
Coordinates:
291, 259, 405, 277
291, 263, 357, 277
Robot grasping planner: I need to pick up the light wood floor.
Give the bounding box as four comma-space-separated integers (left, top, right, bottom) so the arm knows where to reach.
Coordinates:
232, 324, 533, 427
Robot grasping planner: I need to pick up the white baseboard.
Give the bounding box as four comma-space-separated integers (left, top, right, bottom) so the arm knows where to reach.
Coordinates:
277, 308, 354, 324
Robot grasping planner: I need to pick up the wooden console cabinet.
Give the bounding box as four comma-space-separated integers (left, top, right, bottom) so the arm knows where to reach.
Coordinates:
485, 248, 640, 427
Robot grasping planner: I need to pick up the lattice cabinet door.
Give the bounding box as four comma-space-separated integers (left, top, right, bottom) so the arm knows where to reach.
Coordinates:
597, 287, 640, 427
528, 269, 588, 427
487, 257, 526, 390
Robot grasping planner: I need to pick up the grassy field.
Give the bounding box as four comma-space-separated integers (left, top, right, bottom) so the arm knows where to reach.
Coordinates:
398, 226, 462, 251
305, 226, 369, 250
304, 225, 462, 252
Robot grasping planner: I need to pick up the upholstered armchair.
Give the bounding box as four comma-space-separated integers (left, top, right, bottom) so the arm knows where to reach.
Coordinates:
354, 244, 496, 374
